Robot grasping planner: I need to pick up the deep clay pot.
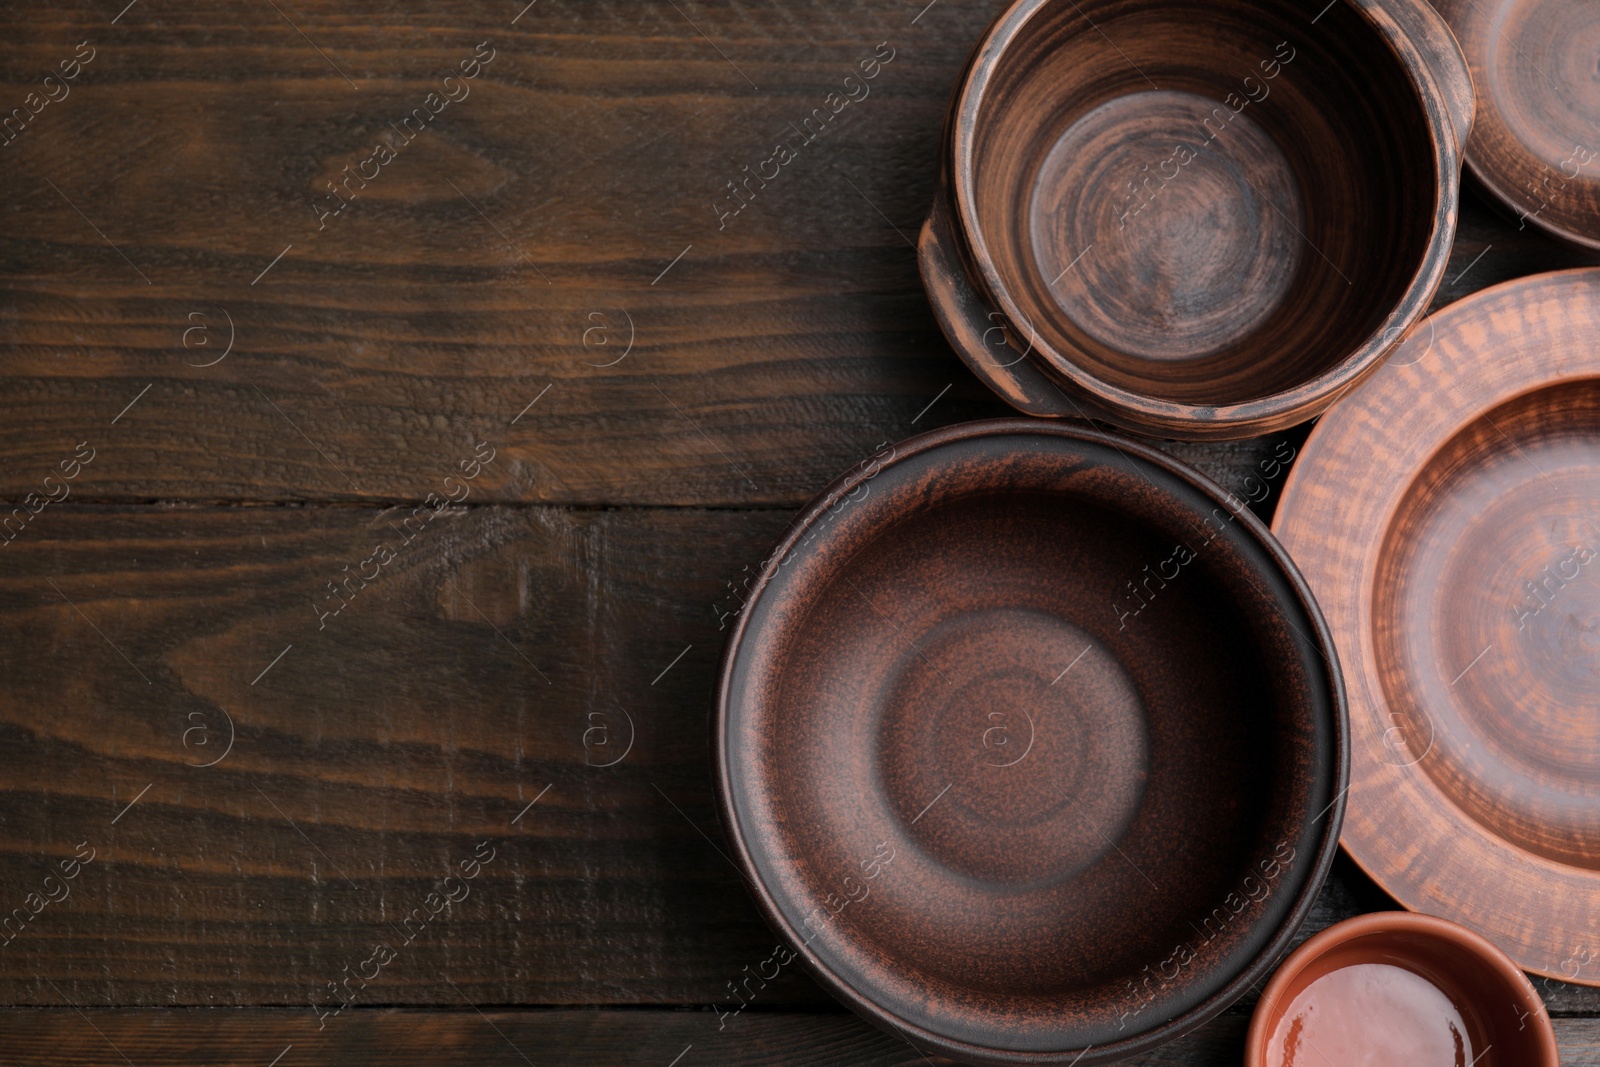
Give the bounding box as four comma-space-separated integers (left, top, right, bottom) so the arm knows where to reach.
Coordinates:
714, 420, 1348, 1065
920, 0, 1476, 440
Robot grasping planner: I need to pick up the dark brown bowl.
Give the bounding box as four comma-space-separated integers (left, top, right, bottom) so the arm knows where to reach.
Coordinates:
924, 0, 1474, 439
1436, 0, 1600, 250
1245, 912, 1558, 1067
715, 420, 1347, 1064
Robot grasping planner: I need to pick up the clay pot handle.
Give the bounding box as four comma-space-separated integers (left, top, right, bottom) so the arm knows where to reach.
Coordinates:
1378, 0, 1475, 151
918, 177, 1096, 420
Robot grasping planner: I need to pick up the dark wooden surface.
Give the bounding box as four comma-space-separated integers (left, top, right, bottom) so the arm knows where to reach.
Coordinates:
0, 1009, 1594, 1066
2, 0, 1599, 1062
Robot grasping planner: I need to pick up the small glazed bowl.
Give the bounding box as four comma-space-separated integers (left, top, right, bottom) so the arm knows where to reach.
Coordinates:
1246, 912, 1558, 1067
716, 420, 1347, 1065
922, 0, 1475, 439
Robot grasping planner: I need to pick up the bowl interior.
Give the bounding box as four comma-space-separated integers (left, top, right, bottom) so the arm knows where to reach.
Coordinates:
1451, 0, 1600, 246
1373, 378, 1600, 869
1252, 921, 1552, 1066
722, 429, 1338, 1056
964, 0, 1438, 405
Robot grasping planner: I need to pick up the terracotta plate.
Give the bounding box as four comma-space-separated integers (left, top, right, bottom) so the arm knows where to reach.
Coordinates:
1274, 269, 1600, 985
1437, 0, 1600, 248
717, 420, 1345, 1064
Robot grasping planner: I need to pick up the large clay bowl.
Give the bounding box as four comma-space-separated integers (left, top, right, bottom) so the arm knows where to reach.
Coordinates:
1245, 913, 1557, 1067
1438, 0, 1600, 249
716, 420, 1347, 1064
926, 0, 1474, 439
1273, 269, 1600, 984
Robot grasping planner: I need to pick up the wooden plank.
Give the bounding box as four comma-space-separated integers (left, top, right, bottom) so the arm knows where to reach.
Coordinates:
0, 0, 1010, 507
0, 502, 1595, 1015
0, 0, 1522, 507
0, 1008, 1596, 1066
0, 502, 800, 1006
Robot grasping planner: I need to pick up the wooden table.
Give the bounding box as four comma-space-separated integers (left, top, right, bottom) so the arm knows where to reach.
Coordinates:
2, 1, 1598, 1062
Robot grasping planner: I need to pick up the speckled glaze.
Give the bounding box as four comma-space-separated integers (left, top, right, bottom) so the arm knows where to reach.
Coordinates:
920, 0, 1474, 440
1437, 0, 1600, 250
1273, 269, 1600, 986
715, 420, 1348, 1065
1245, 912, 1558, 1067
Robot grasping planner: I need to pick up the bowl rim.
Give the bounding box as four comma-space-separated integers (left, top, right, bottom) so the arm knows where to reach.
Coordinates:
1270, 267, 1600, 986
1434, 0, 1600, 253
712, 418, 1350, 1065
946, 0, 1461, 435
1243, 910, 1559, 1066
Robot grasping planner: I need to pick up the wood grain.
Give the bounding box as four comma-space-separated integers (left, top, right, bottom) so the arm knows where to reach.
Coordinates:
0, 0, 1005, 507
0, 1008, 1598, 1066
0, 502, 801, 1006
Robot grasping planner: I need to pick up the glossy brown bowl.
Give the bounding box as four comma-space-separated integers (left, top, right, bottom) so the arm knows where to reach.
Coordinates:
923, 0, 1474, 440
1246, 912, 1557, 1067
715, 420, 1347, 1064
1438, 0, 1600, 250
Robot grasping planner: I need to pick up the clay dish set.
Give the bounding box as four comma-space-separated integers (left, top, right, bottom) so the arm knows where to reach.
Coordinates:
714, 0, 1600, 1062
